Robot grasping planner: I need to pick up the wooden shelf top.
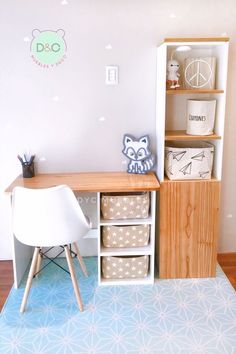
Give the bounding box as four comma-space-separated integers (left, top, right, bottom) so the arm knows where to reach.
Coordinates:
166, 89, 224, 95
163, 176, 219, 183
164, 37, 229, 43
5, 171, 160, 194
165, 130, 221, 141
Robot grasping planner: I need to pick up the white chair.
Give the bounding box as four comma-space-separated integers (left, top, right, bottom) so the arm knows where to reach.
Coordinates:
12, 185, 91, 313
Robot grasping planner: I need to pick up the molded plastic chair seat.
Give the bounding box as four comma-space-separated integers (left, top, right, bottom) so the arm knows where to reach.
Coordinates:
12, 185, 91, 313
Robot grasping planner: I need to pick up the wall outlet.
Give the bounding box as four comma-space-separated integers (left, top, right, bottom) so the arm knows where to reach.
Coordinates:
105, 66, 119, 85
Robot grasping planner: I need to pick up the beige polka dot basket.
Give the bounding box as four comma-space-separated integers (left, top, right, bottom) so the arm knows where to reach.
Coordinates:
102, 224, 150, 248
101, 192, 150, 220
102, 255, 149, 279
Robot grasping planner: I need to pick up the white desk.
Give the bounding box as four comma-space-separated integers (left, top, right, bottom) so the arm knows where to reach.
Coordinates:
5, 171, 160, 287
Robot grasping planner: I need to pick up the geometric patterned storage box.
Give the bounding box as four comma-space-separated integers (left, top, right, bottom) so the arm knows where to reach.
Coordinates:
101, 192, 150, 220
165, 141, 214, 180
102, 255, 149, 279
102, 224, 150, 248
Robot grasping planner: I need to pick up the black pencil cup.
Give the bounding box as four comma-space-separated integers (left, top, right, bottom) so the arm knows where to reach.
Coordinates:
22, 162, 35, 178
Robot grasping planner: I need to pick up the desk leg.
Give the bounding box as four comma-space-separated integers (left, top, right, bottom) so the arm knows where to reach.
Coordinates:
12, 236, 33, 289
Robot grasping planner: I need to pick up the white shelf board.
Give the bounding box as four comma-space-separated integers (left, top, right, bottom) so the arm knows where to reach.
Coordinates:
100, 245, 152, 256
100, 217, 153, 226
99, 273, 153, 286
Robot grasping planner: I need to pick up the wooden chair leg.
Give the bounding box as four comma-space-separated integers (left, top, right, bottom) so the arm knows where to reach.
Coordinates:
73, 242, 88, 277
35, 248, 42, 277
64, 245, 84, 311
20, 247, 40, 313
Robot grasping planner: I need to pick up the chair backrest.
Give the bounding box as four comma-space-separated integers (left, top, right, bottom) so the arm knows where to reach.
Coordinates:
12, 185, 91, 247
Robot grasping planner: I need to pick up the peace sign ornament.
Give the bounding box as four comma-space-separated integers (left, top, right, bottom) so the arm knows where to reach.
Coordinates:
184, 57, 216, 89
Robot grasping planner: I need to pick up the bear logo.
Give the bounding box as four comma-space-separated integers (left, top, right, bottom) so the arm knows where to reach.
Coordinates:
30, 29, 67, 68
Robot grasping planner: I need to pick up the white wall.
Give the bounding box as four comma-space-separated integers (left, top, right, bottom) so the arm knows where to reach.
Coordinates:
1, 0, 236, 259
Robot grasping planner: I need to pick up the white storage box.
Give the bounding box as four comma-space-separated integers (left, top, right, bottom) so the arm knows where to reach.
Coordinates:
102, 255, 149, 279
186, 99, 216, 136
165, 141, 214, 180
101, 192, 150, 220
102, 224, 150, 248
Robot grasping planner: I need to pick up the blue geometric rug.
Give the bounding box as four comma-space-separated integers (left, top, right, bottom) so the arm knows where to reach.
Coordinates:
1, 257, 236, 354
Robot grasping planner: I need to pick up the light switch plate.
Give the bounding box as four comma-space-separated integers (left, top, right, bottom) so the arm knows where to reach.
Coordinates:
105, 66, 119, 85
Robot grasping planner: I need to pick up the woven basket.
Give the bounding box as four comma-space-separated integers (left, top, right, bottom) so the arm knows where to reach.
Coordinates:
102, 255, 149, 279
102, 224, 150, 248
101, 192, 150, 220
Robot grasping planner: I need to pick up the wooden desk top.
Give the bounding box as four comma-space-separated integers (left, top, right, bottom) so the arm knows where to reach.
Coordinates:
5, 171, 160, 193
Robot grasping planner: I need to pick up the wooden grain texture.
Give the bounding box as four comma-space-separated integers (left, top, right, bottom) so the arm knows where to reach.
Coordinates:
165, 130, 221, 141
5, 172, 160, 194
0, 261, 13, 311
218, 253, 236, 290
166, 89, 224, 94
218, 252, 236, 266
159, 180, 220, 278
164, 37, 229, 43
164, 176, 218, 183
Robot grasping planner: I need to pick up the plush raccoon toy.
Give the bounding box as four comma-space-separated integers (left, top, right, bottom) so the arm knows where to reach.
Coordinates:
122, 134, 156, 174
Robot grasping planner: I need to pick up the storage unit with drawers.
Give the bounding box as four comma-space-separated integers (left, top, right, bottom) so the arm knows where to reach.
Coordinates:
98, 185, 158, 285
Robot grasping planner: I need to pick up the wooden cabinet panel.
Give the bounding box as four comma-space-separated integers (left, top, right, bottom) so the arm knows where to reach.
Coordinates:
159, 180, 220, 278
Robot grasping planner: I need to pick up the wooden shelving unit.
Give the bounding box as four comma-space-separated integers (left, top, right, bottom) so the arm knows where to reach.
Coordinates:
164, 37, 229, 43
163, 175, 218, 183
156, 37, 229, 279
165, 130, 221, 141
166, 89, 224, 95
